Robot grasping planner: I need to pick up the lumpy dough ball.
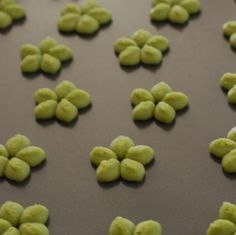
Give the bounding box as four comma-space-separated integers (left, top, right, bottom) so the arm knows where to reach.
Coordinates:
76, 14, 99, 34
39, 37, 58, 53
141, 45, 162, 65
40, 54, 61, 74
131, 29, 152, 47
109, 216, 135, 235
179, 0, 201, 14
58, 13, 79, 32
0, 11, 12, 29
150, 82, 172, 103
34, 88, 57, 104
113, 38, 137, 54
0, 218, 12, 234
0, 144, 9, 158
0, 156, 8, 177
219, 202, 236, 224
220, 73, 236, 90
223, 21, 236, 37
168, 5, 189, 24
227, 127, 236, 142
162, 91, 189, 110
134, 220, 162, 235
207, 219, 236, 235
66, 89, 91, 109
154, 101, 176, 124
20, 44, 41, 59
61, 3, 81, 16
4, 4, 26, 20
222, 149, 236, 173
0, 0, 16, 9
2, 227, 20, 235
88, 7, 112, 25
80, 0, 100, 14
21, 55, 42, 73
34, 100, 57, 120
130, 88, 154, 106
119, 46, 141, 66
150, 3, 171, 22
230, 33, 236, 48
49, 45, 73, 62
132, 101, 155, 121
54, 80, 77, 100
19, 223, 49, 235
228, 85, 236, 104
146, 36, 170, 52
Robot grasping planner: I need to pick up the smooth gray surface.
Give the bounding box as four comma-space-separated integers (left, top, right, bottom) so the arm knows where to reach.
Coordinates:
0, 0, 236, 234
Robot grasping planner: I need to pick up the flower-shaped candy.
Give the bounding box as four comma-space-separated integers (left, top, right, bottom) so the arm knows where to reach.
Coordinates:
58, 0, 112, 35
114, 29, 170, 66
20, 37, 73, 75
223, 21, 236, 49
220, 73, 236, 104
0, 0, 26, 30
150, 0, 201, 25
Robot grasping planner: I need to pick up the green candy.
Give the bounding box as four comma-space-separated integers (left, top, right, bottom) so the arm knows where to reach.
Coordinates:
20, 44, 41, 59
66, 89, 91, 109
134, 220, 162, 235
223, 21, 236, 37
21, 55, 42, 73
5, 158, 30, 182
152, 0, 172, 6
34, 100, 57, 120
19, 223, 49, 235
39, 37, 58, 54
168, 5, 189, 24
61, 3, 81, 16
0, 144, 9, 158
207, 219, 236, 235
220, 73, 236, 90
120, 158, 145, 182
5, 4, 26, 20
0, 0, 15, 9
230, 33, 236, 49
55, 99, 78, 123
179, 0, 201, 14
80, 0, 100, 13
132, 101, 155, 121
130, 88, 154, 106
2, 227, 20, 235
162, 91, 189, 110
150, 82, 172, 102
0, 156, 8, 177
88, 7, 112, 25
228, 85, 236, 104
0, 218, 12, 234
146, 36, 170, 52
219, 202, 236, 224
150, 3, 171, 21
34, 88, 57, 104
76, 14, 99, 34
227, 127, 236, 142
40, 54, 61, 74
58, 13, 79, 32
54, 80, 76, 100
222, 149, 236, 173
209, 138, 236, 158
119, 46, 141, 66
154, 101, 176, 124
49, 45, 73, 62
109, 216, 135, 235
113, 38, 137, 54
0, 201, 24, 226
141, 45, 162, 65
0, 11, 12, 29
131, 29, 152, 47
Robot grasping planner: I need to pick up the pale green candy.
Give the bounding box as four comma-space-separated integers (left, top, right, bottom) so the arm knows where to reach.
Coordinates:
15, 146, 46, 167
227, 127, 236, 142
179, 0, 201, 14
58, 13, 79, 32
34, 100, 57, 120
220, 73, 236, 90
40, 54, 61, 74
150, 3, 171, 21
146, 36, 170, 52
49, 45, 73, 62
21, 55, 42, 73
20, 204, 49, 224
134, 220, 162, 235
0, 201, 24, 226
131, 29, 152, 47
76, 14, 99, 34
209, 138, 236, 158
0, 219, 12, 234
39, 37, 58, 53
114, 37, 137, 54
88, 7, 112, 25
154, 101, 176, 124
230, 33, 236, 49
162, 91, 189, 110
5, 158, 30, 182
152, 0, 172, 6
2, 227, 20, 235
66, 89, 91, 109
0, 144, 9, 158
6, 134, 31, 157
132, 101, 155, 121
5, 4, 26, 20
119, 46, 141, 66
168, 5, 189, 24
130, 88, 154, 106
96, 159, 120, 183
109, 216, 135, 235
19, 223, 49, 235
20, 44, 41, 59
150, 82, 172, 102
61, 3, 81, 16
223, 21, 236, 37
120, 158, 145, 182
55, 99, 78, 123
222, 149, 236, 173
110, 136, 135, 160
207, 219, 236, 235
141, 45, 162, 65
80, 0, 99, 13
0, 11, 12, 29
54, 80, 77, 100
34, 88, 57, 104
0, 156, 8, 177
219, 202, 236, 224
0, 0, 15, 9
228, 85, 236, 104
125, 145, 154, 165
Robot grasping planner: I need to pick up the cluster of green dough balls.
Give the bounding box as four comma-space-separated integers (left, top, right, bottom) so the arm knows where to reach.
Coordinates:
109, 216, 162, 235
223, 21, 236, 49
220, 73, 236, 104
34, 80, 92, 123
150, 0, 201, 25
209, 127, 236, 173
0, 0, 26, 30
207, 201, 236, 235
131, 82, 189, 124
90, 135, 155, 183
114, 29, 170, 66
58, 0, 112, 35
20, 37, 73, 74
0, 201, 49, 235
0, 134, 46, 182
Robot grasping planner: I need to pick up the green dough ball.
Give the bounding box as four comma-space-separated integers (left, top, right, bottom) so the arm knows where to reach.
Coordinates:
80, 0, 100, 13
76, 14, 99, 34
219, 202, 236, 224
88, 7, 112, 25
220, 73, 236, 90
152, 0, 172, 6
2, 227, 20, 235
150, 3, 171, 21
61, 3, 81, 16
0, 144, 9, 158
150, 82, 172, 103
162, 91, 189, 110
90, 146, 117, 166
54, 80, 77, 100
110, 136, 135, 160
146, 36, 170, 52
125, 145, 154, 165
228, 85, 236, 104
20, 204, 49, 224
209, 138, 236, 158
130, 88, 154, 106
154, 101, 176, 124
5, 158, 30, 182
49, 45, 73, 62
132, 101, 155, 121
227, 127, 236, 142
0, 11, 12, 29
207, 219, 236, 235
120, 158, 145, 182
131, 29, 152, 47
5, 4, 26, 20
141, 45, 162, 65
0, 0, 15, 9
34, 100, 57, 120
230, 33, 236, 49
114, 37, 137, 54
168, 5, 189, 24
66, 89, 91, 109
40, 54, 61, 74
0, 156, 8, 177
39, 37, 58, 53
134, 220, 162, 235
21, 55, 42, 73
58, 13, 79, 32
0, 201, 24, 226
222, 149, 236, 173
55, 99, 78, 123
0, 219, 12, 234
109, 216, 135, 235
96, 159, 120, 183
15, 146, 46, 167
19, 223, 49, 235
34, 88, 57, 104
119, 46, 141, 66
6, 134, 31, 157
223, 21, 236, 37
179, 0, 201, 14
20, 44, 41, 59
